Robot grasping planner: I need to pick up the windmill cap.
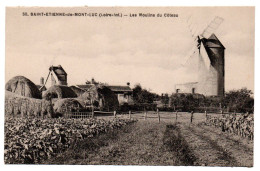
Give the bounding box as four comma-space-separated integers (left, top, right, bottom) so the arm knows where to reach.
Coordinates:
202, 34, 225, 49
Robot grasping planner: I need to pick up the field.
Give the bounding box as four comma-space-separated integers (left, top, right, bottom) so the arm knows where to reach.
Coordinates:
5, 112, 253, 167
43, 112, 253, 166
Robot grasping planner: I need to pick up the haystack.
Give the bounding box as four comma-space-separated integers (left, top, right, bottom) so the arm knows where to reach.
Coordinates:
5, 76, 42, 99
79, 85, 119, 111
53, 98, 83, 113
5, 90, 53, 118
43, 85, 77, 99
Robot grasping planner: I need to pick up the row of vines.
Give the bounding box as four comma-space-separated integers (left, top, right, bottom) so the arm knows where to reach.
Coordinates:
205, 114, 254, 140
4, 117, 136, 164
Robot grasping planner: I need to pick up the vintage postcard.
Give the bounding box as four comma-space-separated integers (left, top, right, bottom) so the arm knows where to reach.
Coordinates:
4, 7, 254, 166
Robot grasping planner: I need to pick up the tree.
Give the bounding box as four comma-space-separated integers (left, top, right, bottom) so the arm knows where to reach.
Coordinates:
132, 84, 157, 104
161, 93, 169, 107
223, 88, 254, 113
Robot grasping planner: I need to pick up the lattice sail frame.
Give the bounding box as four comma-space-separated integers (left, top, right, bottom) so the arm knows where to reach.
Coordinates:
182, 16, 224, 66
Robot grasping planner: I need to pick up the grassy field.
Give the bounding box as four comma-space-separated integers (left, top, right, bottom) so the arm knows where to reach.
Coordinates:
45, 112, 253, 166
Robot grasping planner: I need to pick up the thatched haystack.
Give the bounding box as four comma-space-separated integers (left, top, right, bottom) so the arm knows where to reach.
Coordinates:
70, 85, 86, 97
43, 85, 77, 99
53, 98, 83, 114
5, 76, 42, 99
79, 85, 119, 111
5, 90, 54, 118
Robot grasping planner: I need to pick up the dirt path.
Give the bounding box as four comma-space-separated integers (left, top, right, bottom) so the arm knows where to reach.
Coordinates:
178, 123, 253, 167
71, 121, 185, 165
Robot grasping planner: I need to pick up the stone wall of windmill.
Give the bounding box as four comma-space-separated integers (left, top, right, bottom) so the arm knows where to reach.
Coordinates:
197, 34, 225, 97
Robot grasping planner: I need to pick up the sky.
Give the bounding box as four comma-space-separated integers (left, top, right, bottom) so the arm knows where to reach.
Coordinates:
5, 7, 255, 94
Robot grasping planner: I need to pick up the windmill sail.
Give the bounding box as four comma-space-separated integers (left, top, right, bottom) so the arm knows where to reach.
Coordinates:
182, 16, 224, 66
201, 16, 224, 38
181, 46, 197, 66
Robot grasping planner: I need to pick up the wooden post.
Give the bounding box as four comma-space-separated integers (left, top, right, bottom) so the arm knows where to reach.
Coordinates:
114, 111, 117, 118
221, 110, 224, 117
92, 110, 94, 118
91, 99, 94, 118
205, 110, 207, 120
190, 111, 194, 123
129, 110, 131, 119
157, 108, 160, 123
175, 111, 178, 122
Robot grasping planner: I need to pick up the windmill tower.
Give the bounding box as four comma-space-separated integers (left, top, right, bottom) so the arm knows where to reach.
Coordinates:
182, 16, 225, 97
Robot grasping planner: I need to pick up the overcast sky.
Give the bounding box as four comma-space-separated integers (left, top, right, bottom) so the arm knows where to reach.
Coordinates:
5, 7, 254, 94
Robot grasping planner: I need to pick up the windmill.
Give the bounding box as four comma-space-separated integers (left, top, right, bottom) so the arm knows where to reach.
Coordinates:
183, 16, 224, 67
180, 15, 225, 97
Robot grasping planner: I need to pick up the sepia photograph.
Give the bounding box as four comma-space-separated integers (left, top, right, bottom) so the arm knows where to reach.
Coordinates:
4, 6, 255, 167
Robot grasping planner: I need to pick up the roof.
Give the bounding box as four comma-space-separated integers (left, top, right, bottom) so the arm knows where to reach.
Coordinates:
175, 82, 198, 86
76, 84, 94, 90
76, 84, 132, 93
43, 85, 77, 99
36, 85, 47, 91
70, 85, 86, 96
202, 34, 225, 49
49, 65, 67, 81
107, 85, 132, 92
36, 85, 42, 89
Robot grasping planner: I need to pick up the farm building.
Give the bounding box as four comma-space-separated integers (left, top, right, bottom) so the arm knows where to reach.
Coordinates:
175, 82, 198, 94
5, 76, 42, 99
79, 84, 119, 111
107, 84, 134, 105
49, 65, 68, 86
76, 78, 134, 105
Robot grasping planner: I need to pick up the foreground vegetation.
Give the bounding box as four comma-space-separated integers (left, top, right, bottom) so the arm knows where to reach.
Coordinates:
205, 114, 254, 140
44, 114, 253, 166
4, 117, 136, 164
4, 111, 253, 166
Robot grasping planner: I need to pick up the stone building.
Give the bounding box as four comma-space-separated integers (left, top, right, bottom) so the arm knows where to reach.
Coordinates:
107, 83, 134, 105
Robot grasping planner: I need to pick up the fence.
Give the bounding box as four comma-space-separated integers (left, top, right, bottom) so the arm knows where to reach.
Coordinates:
64, 111, 94, 119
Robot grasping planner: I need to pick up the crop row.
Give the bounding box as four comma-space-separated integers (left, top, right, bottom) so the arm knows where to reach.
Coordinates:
4, 117, 136, 164
205, 114, 253, 140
